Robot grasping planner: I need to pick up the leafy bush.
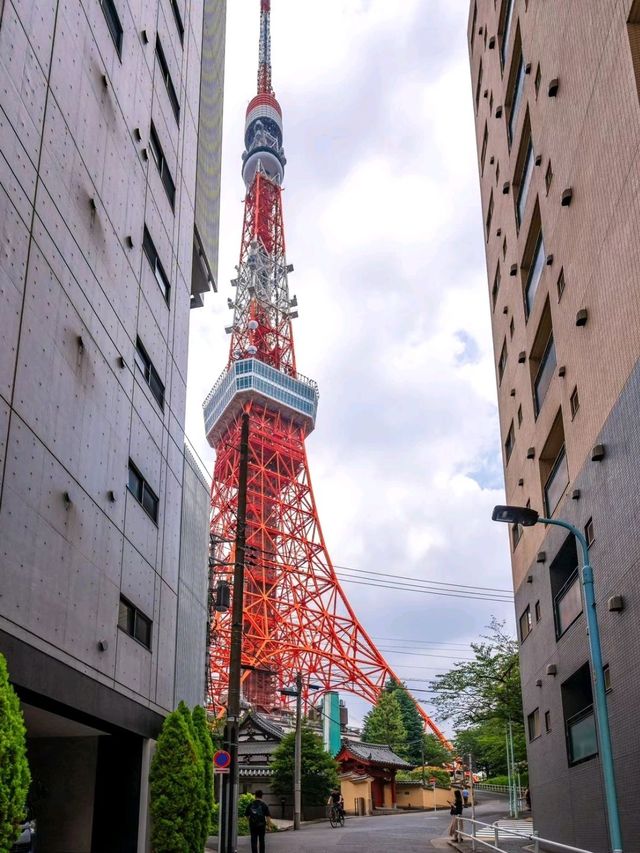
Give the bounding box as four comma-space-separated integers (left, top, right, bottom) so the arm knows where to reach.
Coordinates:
271, 725, 338, 808
485, 773, 528, 787
0, 653, 31, 851
396, 766, 450, 788
192, 706, 214, 847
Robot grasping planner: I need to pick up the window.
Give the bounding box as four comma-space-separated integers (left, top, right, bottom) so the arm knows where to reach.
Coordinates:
149, 123, 176, 210
562, 663, 597, 765
535, 600, 541, 622
627, 4, 640, 103
481, 123, 489, 174
99, 0, 123, 56
475, 60, 484, 112
512, 521, 522, 549
492, 265, 501, 309
541, 410, 568, 515
118, 596, 152, 649
499, 0, 515, 68
156, 38, 180, 123
534, 337, 556, 415
527, 708, 541, 741
545, 160, 553, 194
495, 161, 500, 186
516, 138, 535, 228
557, 267, 566, 300
519, 605, 532, 641
128, 460, 159, 523
505, 420, 515, 462
502, 236, 507, 259
524, 224, 546, 317
534, 63, 542, 97
486, 192, 494, 240
507, 53, 526, 146
544, 710, 551, 732
171, 0, 185, 45
603, 664, 611, 692
585, 517, 595, 547
550, 534, 582, 638
135, 337, 165, 408
498, 338, 508, 383
143, 226, 171, 303
517, 404, 523, 426
509, 317, 515, 339
570, 386, 580, 418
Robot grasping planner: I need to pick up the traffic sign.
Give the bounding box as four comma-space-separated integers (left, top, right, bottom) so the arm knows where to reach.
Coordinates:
213, 750, 231, 773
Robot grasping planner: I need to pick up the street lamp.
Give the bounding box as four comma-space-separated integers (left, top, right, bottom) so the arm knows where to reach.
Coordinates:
492, 505, 623, 853
280, 675, 321, 831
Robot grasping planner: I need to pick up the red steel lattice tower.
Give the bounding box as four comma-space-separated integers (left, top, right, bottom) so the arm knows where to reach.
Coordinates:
204, 0, 446, 742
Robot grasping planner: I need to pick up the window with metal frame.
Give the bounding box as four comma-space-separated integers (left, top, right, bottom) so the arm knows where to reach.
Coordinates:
481, 123, 489, 174
135, 337, 165, 409
149, 123, 176, 210
475, 60, 484, 112
127, 460, 159, 523
533, 336, 556, 415
519, 605, 532, 642
505, 420, 515, 463
118, 596, 152, 649
499, 0, 515, 68
525, 232, 545, 316
555, 568, 582, 636
99, 0, 123, 57
544, 445, 568, 516
486, 192, 494, 240
156, 37, 180, 123
507, 53, 525, 147
492, 264, 501, 309
143, 226, 171, 303
527, 707, 541, 741
498, 338, 508, 383
562, 663, 597, 766
516, 138, 535, 228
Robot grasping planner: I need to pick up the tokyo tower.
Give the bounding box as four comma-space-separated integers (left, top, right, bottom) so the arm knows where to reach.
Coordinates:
203, 0, 446, 743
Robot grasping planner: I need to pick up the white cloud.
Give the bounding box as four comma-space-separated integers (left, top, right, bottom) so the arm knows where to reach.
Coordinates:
185, 0, 513, 728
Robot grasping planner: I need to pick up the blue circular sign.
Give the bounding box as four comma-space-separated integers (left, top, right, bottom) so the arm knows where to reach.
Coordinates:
213, 750, 231, 769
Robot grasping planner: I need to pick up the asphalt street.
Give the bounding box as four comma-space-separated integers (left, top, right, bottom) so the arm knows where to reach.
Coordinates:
230, 799, 521, 853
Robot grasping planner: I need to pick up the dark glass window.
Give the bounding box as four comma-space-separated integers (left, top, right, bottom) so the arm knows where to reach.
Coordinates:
505, 421, 515, 463
499, 0, 515, 68
475, 60, 483, 112
492, 265, 501, 309
149, 123, 176, 210
481, 124, 488, 174
127, 460, 159, 523
143, 226, 171, 303
557, 267, 565, 300
171, 0, 185, 44
498, 339, 508, 383
544, 445, 569, 516
555, 569, 582, 636
535, 600, 541, 622
525, 234, 545, 316
99, 0, 123, 57
544, 710, 551, 732
570, 386, 580, 418
527, 708, 540, 741
118, 596, 152, 650
135, 337, 165, 409
512, 522, 522, 549
156, 37, 180, 123
486, 192, 494, 240
516, 141, 535, 228
508, 55, 525, 145
534, 337, 556, 415
519, 605, 532, 642
562, 664, 597, 766
585, 517, 594, 546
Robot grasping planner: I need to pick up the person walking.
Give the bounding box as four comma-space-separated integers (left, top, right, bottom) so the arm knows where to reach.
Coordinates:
462, 786, 470, 808
245, 790, 272, 853
448, 789, 464, 842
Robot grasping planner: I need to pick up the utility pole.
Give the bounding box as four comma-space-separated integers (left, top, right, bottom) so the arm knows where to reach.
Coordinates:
468, 752, 476, 853
219, 412, 250, 853
294, 671, 303, 830
508, 719, 518, 819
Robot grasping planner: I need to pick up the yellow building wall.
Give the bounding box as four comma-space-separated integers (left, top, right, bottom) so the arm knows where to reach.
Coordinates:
340, 779, 372, 815
395, 785, 456, 810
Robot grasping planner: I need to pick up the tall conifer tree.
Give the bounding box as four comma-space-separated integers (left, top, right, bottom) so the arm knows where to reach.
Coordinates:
0, 653, 30, 851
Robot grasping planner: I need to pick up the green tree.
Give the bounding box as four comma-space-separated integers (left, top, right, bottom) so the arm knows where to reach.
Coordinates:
271, 725, 339, 809
383, 679, 424, 764
429, 619, 526, 777
192, 705, 214, 846
422, 733, 453, 767
361, 690, 408, 758
429, 619, 522, 730
149, 707, 202, 852
0, 653, 30, 851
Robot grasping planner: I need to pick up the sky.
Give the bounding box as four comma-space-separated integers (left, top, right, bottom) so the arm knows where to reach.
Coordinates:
185, 0, 514, 732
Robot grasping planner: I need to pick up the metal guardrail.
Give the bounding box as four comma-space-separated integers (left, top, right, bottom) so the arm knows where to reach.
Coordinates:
455, 815, 596, 853
474, 784, 526, 796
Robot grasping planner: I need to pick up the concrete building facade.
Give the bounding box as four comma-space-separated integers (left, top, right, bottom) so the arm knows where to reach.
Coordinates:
0, 0, 225, 849
468, 2, 640, 849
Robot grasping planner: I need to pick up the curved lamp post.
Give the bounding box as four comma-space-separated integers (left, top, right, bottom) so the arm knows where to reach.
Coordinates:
492, 505, 622, 853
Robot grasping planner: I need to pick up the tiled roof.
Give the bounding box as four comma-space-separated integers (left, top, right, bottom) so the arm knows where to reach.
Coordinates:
239, 710, 285, 741
239, 766, 274, 777
339, 739, 413, 769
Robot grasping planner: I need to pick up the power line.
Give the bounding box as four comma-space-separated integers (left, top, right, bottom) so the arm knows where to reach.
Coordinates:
376, 648, 475, 661
336, 575, 512, 603
333, 564, 513, 595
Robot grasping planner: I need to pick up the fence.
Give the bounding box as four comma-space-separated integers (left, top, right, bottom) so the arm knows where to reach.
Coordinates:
455, 815, 597, 853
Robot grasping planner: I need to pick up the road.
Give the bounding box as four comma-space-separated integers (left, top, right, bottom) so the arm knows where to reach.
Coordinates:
229, 799, 525, 853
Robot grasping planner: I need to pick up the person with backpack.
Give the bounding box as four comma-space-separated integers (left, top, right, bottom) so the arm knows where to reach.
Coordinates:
245, 790, 272, 853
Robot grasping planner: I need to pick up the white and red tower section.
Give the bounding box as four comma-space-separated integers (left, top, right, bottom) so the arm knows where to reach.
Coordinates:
203, 0, 446, 741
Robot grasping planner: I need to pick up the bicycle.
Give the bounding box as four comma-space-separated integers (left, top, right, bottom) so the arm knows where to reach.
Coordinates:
328, 803, 345, 828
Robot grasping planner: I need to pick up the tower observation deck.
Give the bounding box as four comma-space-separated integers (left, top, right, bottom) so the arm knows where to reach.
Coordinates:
203, 0, 447, 743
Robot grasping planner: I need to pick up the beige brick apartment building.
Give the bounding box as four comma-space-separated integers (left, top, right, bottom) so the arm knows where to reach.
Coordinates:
468, 1, 640, 849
